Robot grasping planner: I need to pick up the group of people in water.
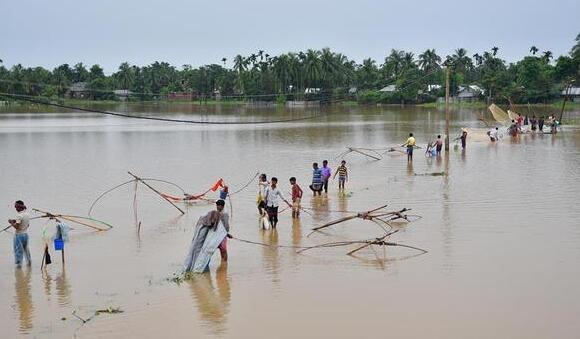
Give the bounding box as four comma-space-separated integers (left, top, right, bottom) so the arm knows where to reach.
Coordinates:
505, 114, 559, 137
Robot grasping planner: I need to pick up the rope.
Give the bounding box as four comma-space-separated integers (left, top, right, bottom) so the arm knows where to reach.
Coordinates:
230, 172, 260, 196
231, 236, 307, 249
88, 177, 186, 216
0, 92, 327, 125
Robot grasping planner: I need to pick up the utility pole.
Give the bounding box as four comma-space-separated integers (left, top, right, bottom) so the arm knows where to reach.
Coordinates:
445, 66, 450, 151
559, 80, 574, 124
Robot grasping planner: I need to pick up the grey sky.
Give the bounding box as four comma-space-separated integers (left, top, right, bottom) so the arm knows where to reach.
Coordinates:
1, 0, 579, 73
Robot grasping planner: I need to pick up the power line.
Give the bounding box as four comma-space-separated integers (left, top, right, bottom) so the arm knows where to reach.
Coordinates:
0, 92, 328, 125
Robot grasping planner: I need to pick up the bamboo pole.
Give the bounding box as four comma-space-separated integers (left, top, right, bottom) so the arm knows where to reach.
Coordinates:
32, 209, 108, 231
310, 204, 391, 232
128, 171, 185, 215
348, 147, 381, 160
445, 66, 450, 151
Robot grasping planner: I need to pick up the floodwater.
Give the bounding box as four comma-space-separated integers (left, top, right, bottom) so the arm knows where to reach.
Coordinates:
1, 103, 580, 338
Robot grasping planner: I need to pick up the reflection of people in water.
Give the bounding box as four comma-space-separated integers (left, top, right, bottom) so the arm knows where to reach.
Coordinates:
188, 262, 230, 335
292, 218, 302, 247
14, 267, 34, 333
261, 228, 280, 283
42, 267, 72, 306
55, 268, 72, 306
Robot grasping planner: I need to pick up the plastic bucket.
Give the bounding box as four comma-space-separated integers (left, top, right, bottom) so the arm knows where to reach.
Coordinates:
54, 238, 64, 251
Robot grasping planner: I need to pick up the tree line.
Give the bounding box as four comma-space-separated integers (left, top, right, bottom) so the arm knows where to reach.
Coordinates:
0, 34, 578, 104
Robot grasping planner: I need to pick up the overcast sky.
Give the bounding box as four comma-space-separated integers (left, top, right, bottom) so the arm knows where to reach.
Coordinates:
1, 0, 579, 73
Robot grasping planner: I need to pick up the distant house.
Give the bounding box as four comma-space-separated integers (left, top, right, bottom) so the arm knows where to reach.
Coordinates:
348, 86, 358, 94
427, 84, 441, 92
562, 87, 580, 102
304, 88, 321, 94
379, 85, 396, 93
456, 85, 483, 101
167, 92, 193, 100
113, 89, 132, 101
66, 82, 91, 99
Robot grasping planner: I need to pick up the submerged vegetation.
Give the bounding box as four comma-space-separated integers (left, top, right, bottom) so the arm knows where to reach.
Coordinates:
0, 34, 578, 105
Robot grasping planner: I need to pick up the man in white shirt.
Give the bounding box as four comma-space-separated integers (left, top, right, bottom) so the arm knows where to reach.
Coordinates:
264, 177, 291, 228
8, 200, 31, 267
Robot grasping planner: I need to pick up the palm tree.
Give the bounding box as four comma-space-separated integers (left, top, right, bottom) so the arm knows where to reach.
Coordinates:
418, 49, 441, 72
221, 57, 227, 67
492, 46, 499, 56
320, 48, 338, 86
530, 46, 539, 55
473, 53, 483, 66
450, 48, 473, 73
383, 49, 406, 81
116, 62, 135, 90
233, 55, 246, 94
258, 50, 264, 61
303, 49, 321, 88
358, 58, 378, 89
542, 50, 553, 62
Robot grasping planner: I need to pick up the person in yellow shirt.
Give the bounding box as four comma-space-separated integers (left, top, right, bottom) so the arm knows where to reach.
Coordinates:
401, 133, 416, 162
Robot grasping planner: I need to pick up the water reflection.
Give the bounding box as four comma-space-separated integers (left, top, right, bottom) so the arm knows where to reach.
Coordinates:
188, 262, 230, 335
56, 268, 72, 306
291, 218, 302, 247
261, 229, 280, 284
14, 268, 34, 333
42, 268, 72, 306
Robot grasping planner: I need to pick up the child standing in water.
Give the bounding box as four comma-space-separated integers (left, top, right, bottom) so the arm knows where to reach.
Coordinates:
289, 177, 303, 218
333, 160, 348, 190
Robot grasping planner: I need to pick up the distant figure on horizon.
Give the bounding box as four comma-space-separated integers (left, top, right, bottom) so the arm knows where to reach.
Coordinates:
402, 133, 416, 163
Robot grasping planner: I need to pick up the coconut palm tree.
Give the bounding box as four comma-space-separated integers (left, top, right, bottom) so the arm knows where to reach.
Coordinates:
542, 50, 553, 62
418, 49, 441, 72
303, 49, 321, 88
383, 49, 406, 81
221, 57, 227, 67
450, 48, 473, 73
492, 46, 499, 56
530, 46, 539, 55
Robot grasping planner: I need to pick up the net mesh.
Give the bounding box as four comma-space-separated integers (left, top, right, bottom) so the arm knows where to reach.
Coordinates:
488, 104, 510, 125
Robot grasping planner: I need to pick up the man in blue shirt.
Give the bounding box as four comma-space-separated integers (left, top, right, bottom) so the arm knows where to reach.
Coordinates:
309, 162, 323, 196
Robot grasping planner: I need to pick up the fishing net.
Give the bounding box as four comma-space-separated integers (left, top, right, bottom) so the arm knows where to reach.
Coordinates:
507, 109, 519, 121
488, 104, 510, 125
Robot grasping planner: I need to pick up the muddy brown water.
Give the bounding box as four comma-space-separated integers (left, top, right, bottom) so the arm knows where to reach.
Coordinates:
1, 104, 580, 338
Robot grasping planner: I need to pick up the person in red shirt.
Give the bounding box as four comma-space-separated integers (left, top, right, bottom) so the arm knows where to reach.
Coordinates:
289, 177, 303, 218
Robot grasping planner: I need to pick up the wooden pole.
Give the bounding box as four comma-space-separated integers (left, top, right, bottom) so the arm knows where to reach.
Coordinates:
559, 81, 572, 124
445, 66, 450, 151
127, 171, 185, 215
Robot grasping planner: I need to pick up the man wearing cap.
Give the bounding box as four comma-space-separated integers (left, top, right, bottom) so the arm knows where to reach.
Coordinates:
8, 200, 31, 268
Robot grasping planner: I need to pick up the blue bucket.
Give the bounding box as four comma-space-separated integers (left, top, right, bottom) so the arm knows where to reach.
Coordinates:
54, 238, 64, 251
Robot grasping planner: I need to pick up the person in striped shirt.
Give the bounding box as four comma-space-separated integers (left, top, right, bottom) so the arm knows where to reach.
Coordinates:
333, 160, 348, 190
